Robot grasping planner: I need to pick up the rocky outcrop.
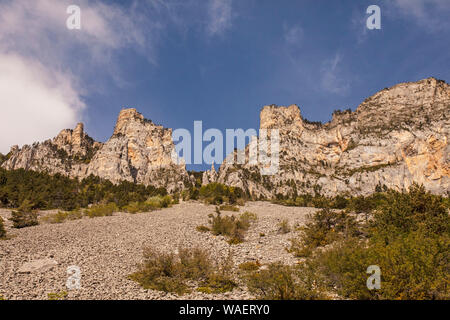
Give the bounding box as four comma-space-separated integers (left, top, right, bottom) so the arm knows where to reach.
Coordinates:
210, 78, 449, 197
1, 108, 189, 192
202, 163, 218, 185
1, 122, 101, 178
86, 109, 189, 191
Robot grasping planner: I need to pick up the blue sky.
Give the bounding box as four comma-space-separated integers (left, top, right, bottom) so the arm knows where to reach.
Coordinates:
0, 0, 449, 171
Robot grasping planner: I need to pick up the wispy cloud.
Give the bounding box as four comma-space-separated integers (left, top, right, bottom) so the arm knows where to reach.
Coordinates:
283, 23, 304, 47
320, 53, 350, 95
206, 0, 233, 36
389, 0, 450, 31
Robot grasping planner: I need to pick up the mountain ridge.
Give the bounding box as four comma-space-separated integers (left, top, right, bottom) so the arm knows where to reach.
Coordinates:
1, 77, 449, 197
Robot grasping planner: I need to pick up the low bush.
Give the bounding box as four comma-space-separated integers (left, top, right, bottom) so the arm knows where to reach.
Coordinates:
244, 262, 328, 300
41, 209, 82, 224
10, 199, 38, 228
196, 225, 210, 233
130, 247, 236, 295
288, 184, 450, 300
85, 203, 118, 218
0, 216, 6, 238
277, 219, 291, 234
207, 208, 257, 244
219, 204, 240, 212
196, 183, 246, 205
47, 291, 68, 300
238, 261, 261, 272
289, 208, 360, 257
122, 195, 174, 213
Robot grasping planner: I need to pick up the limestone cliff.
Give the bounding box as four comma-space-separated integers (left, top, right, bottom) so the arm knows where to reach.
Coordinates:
1, 108, 189, 192
210, 77, 449, 197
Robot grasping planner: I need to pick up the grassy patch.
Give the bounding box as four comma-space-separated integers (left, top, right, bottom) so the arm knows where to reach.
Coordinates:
122, 195, 174, 213
218, 204, 240, 212
196, 225, 210, 233
47, 291, 68, 300
85, 203, 119, 218
238, 261, 261, 272
41, 209, 83, 224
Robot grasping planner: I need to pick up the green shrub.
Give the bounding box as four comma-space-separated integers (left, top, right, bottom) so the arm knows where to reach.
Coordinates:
196, 225, 210, 233
0, 216, 6, 238
207, 209, 257, 244
278, 219, 291, 234
47, 291, 68, 300
41, 209, 82, 224
86, 203, 118, 218
314, 231, 449, 300
219, 204, 240, 212
122, 195, 174, 213
290, 208, 360, 257
244, 262, 327, 300
291, 184, 450, 300
198, 183, 245, 205
238, 261, 261, 272
10, 199, 38, 228
130, 247, 236, 295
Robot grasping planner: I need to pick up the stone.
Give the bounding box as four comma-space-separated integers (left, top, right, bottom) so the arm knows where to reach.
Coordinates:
18, 258, 58, 273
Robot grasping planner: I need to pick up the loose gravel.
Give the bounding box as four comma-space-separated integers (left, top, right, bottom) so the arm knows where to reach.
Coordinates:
0, 201, 316, 300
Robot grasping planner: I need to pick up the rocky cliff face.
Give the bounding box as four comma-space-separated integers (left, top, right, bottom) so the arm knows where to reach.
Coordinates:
211, 77, 449, 197
1, 108, 189, 192
2, 78, 448, 197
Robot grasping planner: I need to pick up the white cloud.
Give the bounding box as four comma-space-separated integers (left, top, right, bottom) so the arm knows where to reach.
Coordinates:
0, 0, 167, 153
206, 0, 233, 36
320, 53, 350, 95
0, 53, 85, 153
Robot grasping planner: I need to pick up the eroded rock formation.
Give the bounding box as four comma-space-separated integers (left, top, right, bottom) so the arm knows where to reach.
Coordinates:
209, 77, 449, 197
2, 108, 189, 192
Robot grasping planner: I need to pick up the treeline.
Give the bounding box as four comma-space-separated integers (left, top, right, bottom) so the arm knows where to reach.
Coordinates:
0, 168, 168, 211
273, 188, 450, 213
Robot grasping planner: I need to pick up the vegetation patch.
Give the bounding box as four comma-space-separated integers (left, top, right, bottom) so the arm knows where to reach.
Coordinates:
238, 261, 261, 272
289, 208, 360, 257
0, 168, 168, 211
130, 247, 236, 295
287, 184, 450, 300
244, 262, 328, 300
277, 219, 291, 234
0, 216, 6, 239
47, 291, 68, 300
85, 203, 119, 218
10, 199, 38, 228
205, 208, 257, 244
185, 183, 246, 205
41, 209, 83, 224
218, 204, 240, 212
122, 195, 174, 213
